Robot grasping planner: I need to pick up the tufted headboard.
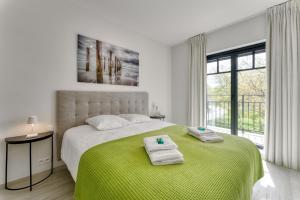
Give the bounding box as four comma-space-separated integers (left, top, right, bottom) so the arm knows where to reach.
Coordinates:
56, 90, 149, 160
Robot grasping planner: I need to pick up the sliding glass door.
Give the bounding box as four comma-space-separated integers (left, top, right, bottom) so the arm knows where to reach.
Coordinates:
206, 43, 266, 147
207, 58, 231, 134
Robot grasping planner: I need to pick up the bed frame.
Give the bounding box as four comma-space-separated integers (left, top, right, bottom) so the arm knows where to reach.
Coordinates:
56, 90, 149, 160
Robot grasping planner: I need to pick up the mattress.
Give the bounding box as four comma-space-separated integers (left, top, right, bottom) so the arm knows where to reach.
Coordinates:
61, 120, 174, 180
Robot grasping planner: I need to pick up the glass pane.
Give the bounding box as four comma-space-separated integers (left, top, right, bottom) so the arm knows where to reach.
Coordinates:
207, 73, 231, 134
219, 58, 231, 72
255, 51, 266, 68
237, 68, 266, 147
238, 54, 253, 70
207, 61, 217, 74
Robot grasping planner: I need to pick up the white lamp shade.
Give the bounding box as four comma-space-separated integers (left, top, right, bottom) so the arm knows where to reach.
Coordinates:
27, 116, 38, 124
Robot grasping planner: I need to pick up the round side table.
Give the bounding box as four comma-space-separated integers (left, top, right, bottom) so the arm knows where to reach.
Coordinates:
5, 131, 54, 191
150, 114, 166, 121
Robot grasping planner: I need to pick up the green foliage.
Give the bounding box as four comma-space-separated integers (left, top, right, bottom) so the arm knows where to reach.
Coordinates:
207, 68, 266, 134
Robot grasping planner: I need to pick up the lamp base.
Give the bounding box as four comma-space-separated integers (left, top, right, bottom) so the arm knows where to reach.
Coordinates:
26, 133, 38, 138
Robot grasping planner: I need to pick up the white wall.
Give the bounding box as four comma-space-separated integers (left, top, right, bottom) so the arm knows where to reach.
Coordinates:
0, 0, 171, 184
206, 14, 266, 54
171, 13, 266, 125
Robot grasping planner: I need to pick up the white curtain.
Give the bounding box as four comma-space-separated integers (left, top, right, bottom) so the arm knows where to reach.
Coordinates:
188, 34, 207, 127
265, 0, 300, 170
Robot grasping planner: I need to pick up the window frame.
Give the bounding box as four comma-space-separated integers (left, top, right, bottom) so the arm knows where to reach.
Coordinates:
207, 42, 266, 75
206, 42, 266, 135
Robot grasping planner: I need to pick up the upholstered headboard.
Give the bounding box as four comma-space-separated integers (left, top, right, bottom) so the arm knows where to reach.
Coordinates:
56, 90, 149, 160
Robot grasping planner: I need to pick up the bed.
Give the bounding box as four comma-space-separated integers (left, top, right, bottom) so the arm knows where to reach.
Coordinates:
57, 91, 263, 200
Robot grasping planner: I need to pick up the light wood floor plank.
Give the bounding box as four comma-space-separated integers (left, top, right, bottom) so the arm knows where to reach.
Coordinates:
0, 167, 75, 200
253, 161, 300, 200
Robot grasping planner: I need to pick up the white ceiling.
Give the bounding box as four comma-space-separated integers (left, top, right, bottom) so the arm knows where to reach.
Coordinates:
74, 0, 286, 46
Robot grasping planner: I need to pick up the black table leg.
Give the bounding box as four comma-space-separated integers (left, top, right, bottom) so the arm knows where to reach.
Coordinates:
5, 132, 53, 191
5, 143, 8, 189
29, 142, 32, 191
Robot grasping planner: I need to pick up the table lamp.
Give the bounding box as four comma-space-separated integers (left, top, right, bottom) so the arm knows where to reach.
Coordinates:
27, 116, 38, 137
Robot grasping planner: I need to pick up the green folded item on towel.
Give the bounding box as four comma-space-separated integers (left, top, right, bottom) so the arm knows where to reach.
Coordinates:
198, 127, 206, 131
75, 125, 263, 200
156, 137, 164, 144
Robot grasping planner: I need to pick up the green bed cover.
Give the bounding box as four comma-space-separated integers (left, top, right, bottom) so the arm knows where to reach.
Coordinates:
75, 125, 263, 200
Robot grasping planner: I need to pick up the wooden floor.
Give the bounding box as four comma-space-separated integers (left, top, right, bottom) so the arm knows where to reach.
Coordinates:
253, 161, 300, 200
0, 167, 75, 200
0, 161, 299, 200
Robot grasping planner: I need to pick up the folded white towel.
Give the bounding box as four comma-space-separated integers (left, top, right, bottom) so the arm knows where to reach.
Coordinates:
151, 157, 184, 166
144, 135, 184, 165
187, 127, 215, 135
144, 135, 177, 152
145, 148, 183, 163
187, 127, 224, 143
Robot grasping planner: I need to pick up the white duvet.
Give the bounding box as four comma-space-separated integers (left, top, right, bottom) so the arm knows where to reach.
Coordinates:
61, 120, 174, 181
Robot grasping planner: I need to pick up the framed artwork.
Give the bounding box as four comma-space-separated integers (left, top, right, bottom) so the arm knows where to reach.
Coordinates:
77, 34, 139, 86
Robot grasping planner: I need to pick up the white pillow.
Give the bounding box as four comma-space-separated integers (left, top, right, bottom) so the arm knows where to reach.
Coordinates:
85, 115, 130, 131
119, 114, 151, 123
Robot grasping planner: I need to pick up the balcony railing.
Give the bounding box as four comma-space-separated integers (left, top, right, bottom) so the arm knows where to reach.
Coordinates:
207, 95, 265, 134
